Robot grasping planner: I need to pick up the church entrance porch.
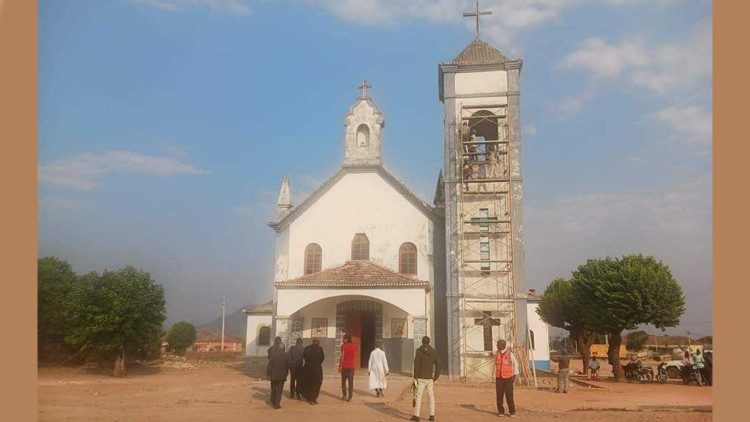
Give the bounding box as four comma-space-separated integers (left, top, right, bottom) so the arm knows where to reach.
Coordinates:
276, 291, 426, 374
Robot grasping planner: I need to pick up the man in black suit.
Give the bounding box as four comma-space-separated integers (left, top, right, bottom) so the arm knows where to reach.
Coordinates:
267, 336, 290, 409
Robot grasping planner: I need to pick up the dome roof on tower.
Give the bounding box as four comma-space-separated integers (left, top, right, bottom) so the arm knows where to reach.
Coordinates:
450, 38, 509, 66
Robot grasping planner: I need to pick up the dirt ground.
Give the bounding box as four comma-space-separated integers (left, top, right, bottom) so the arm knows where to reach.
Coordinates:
38, 361, 712, 421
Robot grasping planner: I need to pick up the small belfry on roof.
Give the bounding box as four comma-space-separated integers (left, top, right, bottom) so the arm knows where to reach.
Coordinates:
276, 175, 292, 220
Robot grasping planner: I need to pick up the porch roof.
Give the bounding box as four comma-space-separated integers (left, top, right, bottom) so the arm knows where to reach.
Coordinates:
274, 260, 430, 290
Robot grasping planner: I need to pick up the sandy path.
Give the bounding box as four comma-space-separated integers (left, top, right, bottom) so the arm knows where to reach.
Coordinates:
38, 364, 712, 421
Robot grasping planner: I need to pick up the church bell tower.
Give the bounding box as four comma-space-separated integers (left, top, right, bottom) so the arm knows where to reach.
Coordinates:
439, 2, 527, 381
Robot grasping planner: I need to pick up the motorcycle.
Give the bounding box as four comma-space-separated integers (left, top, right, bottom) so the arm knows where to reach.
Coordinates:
624, 361, 654, 383
656, 362, 669, 384
681, 363, 704, 386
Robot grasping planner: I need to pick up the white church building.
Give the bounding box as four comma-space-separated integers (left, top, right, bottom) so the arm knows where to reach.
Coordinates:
245, 34, 550, 377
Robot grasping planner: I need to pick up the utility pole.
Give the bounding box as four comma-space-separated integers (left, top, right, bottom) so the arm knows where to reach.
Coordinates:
221, 295, 226, 352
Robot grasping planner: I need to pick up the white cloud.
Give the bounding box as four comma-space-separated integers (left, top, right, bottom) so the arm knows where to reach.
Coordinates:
559, 37, 650, 80
305, 0, 680, 53
655, 105, 712, 144
39, 150, 208, 190
136, 0, 251, 16
558, 21, 711, 96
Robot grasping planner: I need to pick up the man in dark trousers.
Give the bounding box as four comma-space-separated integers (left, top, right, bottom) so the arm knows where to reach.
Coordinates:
302, 337, 325, 405
494, 339, 520, 417
266, 337, 290, 409
288, 337, 305, 399
411, 336, 439, 422
339, 334, 358, 401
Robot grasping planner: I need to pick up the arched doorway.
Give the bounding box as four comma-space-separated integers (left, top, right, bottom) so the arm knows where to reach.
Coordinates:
336, 299, 383, 368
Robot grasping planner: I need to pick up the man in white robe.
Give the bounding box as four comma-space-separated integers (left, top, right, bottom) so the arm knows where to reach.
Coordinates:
368, 339, 389, 397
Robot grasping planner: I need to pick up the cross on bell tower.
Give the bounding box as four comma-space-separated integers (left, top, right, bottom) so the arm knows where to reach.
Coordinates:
358, 80, 372, 99
463, 0, 492, 39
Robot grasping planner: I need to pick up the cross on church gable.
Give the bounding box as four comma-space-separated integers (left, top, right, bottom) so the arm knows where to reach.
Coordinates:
463, 0, 492, 39
474, 311, 502, 351
358, 80, 372, 99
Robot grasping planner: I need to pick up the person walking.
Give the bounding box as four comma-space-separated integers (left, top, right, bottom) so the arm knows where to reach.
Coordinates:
288, 337, 305, 400
494, 339, 519, 417
302, 338, 325, 405
556, 347, 571, 393
411, 336, 439, 422
339, 334, 358, 402
266, 337, 290, 409
368, 339, 389, 397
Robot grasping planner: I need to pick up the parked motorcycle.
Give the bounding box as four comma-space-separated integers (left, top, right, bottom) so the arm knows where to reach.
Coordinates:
657, 362, 669, 384
681, 363, 704, 386
624, 361, 654, 383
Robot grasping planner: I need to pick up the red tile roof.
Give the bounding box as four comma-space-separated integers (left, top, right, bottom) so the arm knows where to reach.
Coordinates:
274, 260, 430, 290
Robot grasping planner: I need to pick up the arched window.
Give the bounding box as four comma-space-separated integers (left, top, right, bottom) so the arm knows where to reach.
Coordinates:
351, 233, 369, 260
529, 330, 536, 350
257, 326, 271, 346
304, 243, 322, 274
356, 124, 370, 147
399, 242, 417, 275
469, 110, 499, 141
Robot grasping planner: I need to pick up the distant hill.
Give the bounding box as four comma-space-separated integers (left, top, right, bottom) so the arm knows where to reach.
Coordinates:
195, 306, 250, 340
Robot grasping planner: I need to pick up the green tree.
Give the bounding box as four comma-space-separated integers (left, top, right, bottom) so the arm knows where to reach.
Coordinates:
537, 278, 597, 374
626, 330, 650, 351
67, 267, 166, 377
572, 254, 685, 381
38, 256, 77, 360
165, 322, 197, 356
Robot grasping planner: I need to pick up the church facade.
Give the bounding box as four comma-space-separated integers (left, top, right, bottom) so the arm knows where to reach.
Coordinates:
244, 36, 550, 378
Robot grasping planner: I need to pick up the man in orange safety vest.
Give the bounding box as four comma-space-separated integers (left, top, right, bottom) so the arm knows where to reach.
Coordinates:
494, 339, 520, 417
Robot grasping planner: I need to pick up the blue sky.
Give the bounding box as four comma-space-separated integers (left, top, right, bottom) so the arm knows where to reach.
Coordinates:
38, 0, 712, 336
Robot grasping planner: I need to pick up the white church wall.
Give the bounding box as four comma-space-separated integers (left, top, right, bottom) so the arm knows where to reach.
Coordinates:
285, 172, 433, 281
274, 229, 290, 282
276, 289, 427, 318
454, 70, 509, 95
245, 314, 273, 357
527, 301, 550, 370
293, 299, 338, 339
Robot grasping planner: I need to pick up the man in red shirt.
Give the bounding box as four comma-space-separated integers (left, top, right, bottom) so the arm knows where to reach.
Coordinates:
339, 334, 358, 401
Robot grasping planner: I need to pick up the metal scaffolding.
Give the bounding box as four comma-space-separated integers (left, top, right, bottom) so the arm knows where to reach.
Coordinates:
447, 104, 531, 383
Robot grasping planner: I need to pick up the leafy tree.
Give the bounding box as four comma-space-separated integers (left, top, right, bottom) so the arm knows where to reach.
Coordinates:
67, 267, 166, 377
38, 256, 77, 359
572, 254, 685, 381
626, 330, 650, 351
537, 278, 597, 374
165, 322, 197, 356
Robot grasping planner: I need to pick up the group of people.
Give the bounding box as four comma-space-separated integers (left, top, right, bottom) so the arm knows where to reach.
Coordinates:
266, 337, 325, 409
267, 334, 523, 420
682, 348, 713, 385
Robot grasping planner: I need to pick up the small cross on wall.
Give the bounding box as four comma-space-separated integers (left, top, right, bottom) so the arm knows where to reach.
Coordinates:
474, 311, 502, 351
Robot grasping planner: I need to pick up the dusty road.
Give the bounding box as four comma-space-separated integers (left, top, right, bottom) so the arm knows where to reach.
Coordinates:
38, 363, 712, 421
